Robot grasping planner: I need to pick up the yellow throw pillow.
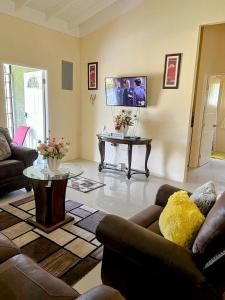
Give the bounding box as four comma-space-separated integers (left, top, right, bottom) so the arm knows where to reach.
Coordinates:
159, 191, 205, 248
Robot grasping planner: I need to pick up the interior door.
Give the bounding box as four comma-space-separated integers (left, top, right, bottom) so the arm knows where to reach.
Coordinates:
199, 76, 221, 166
24, 71, 46, 148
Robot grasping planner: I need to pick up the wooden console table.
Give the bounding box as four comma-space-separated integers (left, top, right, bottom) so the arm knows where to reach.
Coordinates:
97, 134, 152, 179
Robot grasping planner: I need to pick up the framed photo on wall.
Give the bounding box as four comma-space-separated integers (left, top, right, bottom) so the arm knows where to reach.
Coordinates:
163, 53, 182, 89
88, 62, 98, 90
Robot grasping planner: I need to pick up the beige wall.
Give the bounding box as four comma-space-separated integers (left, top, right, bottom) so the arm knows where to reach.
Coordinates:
0, 13, 81, 160
190, 24, 225, 167
1, 2, 225, 179
80, 0, 225, 182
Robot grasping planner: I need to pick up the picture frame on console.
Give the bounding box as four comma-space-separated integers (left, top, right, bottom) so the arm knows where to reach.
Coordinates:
163, 53, 182, 89
88, 62, 98, 90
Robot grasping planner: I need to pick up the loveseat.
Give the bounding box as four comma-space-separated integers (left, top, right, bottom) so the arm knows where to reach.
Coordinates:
96, 184, 225, 300
0, 232, 124, 300
0, 127, 38, 193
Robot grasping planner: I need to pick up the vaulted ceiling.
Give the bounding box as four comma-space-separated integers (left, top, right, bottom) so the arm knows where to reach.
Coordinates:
0, 0, 144, 37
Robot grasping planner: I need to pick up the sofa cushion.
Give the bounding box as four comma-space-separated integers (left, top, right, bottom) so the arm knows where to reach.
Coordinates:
0, 127, 11, 144
147, 220, 162, 236
192, 191, 225, 263
0, 233, 20, 263
0, 254, 78, 300
0, 159, 25, 180
0, 133, 11, 161
190, 181, 217, 216
159, 191, 205, 248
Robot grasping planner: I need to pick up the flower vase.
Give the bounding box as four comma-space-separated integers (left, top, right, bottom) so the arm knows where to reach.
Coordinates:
47, 157, 61, 172
120, 125, 129, 137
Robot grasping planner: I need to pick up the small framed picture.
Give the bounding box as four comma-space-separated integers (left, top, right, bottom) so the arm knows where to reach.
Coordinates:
88, 62, 98, 90
163, 53, 182, 89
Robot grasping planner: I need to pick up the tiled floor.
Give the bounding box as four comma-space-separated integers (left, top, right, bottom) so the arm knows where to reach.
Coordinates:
1, 158, 225, 294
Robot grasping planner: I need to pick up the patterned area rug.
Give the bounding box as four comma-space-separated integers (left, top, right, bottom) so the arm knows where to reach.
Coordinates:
68, 176, 105, 193
0, 196, 106, 289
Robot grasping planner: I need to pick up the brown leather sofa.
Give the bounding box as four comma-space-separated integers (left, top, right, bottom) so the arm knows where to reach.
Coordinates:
96, 184, 225, 300
0, 128, 38, 193
0, 232, 124, 300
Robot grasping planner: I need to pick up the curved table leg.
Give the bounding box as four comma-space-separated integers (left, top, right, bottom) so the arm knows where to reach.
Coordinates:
98, 140, 105, 172
127, 144, 133, 179
145, 141, 151, 177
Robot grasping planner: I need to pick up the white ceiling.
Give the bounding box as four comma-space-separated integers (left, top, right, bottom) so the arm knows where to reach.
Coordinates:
0, 0, 144, 37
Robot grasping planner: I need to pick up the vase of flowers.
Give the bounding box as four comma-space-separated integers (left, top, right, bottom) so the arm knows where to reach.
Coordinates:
114, 109, 137, 136
37, 137, 70, 172
47, 157, 61, 172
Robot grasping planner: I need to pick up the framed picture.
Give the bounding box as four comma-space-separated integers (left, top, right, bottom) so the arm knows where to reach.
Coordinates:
88, 62, 98, 90
163, 53, 182, 89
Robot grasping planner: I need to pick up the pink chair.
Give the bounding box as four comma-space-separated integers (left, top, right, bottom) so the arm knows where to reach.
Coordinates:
12, 126, 30, 146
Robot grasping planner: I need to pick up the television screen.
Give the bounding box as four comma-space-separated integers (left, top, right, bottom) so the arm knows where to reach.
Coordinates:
105, 76, 147, 107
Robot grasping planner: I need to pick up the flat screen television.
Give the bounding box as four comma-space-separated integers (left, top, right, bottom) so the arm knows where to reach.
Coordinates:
105, 76, 147, 107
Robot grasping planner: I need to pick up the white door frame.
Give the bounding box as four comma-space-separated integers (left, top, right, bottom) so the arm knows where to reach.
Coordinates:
198, 75, 223, 165
1, 63, 49, 142
189, 72, 225, 168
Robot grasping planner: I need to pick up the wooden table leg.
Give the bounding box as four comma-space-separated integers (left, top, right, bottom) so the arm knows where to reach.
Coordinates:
98, 139, 105, 172
28, 178, 73, 232
127, 144, 133, 179
145, 141, 151, 177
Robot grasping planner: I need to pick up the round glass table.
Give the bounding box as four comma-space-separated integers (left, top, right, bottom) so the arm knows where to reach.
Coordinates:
23, 165, 83, 233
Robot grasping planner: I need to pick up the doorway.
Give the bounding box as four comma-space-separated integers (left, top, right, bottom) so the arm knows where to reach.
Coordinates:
3, 64, 48, 148
187, 74, 225, 188
187, 23, 225, 188
189, 74, 225, 169
198, 75, 223, 166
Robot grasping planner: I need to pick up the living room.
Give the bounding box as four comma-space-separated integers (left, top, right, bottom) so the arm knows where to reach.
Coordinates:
0, 0, 225, 299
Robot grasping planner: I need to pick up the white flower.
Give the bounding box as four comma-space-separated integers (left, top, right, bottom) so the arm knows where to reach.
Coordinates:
37, 137, 70, 159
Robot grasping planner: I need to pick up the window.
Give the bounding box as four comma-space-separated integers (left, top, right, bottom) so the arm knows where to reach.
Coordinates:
3, 64, 14, 137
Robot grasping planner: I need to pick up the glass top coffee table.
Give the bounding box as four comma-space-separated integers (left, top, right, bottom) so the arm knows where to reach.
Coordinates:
23, 165, 83, 233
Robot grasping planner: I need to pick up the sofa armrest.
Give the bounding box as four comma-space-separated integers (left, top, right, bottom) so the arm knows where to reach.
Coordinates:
155, 184, 191, 207
10, 144, 38, 167
96, 215, 205, 287
0, 233, 20, 264
77, 285, 124, 300
129, 204, 163, 227
0, 254, 78, 299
